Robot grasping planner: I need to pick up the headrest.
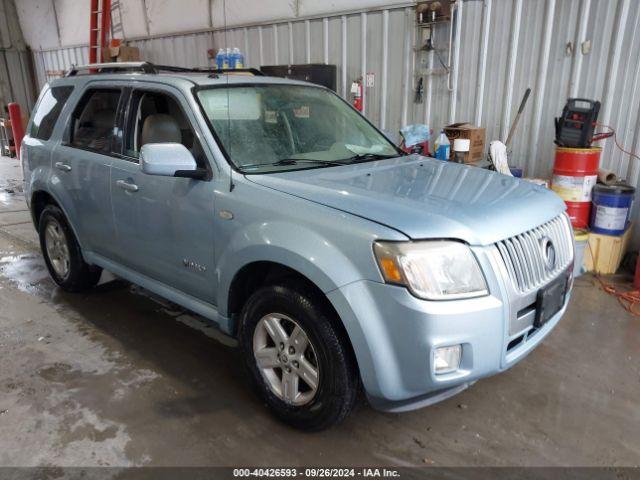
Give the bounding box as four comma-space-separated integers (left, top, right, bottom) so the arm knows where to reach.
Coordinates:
141, 113, 182, 146
93, 109, 115, 129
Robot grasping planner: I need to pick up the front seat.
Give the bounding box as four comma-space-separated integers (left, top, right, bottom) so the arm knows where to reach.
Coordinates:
140, 113, 182, 147
86, 109, 116, 152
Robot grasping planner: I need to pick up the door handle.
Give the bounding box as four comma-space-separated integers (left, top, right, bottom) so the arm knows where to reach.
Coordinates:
116, 179, 139, 193
55, 162, 71, 172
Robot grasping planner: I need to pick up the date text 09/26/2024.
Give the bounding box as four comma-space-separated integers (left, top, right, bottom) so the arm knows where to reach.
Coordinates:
233, 468, 400, 478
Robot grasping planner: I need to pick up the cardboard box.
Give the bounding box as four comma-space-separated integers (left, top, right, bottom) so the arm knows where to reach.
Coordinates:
102, 45, 140, 63
443, 123, 485, 163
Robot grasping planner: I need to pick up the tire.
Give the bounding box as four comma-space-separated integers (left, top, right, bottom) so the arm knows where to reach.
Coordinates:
38, 205, 102, 292
239, 282, 359, 431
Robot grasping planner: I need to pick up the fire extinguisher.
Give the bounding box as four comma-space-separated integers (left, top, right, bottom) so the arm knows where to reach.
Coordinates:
351, 79, 363, 112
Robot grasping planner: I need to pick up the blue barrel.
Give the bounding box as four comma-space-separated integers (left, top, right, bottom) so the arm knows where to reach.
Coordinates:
590, 183, 635, 235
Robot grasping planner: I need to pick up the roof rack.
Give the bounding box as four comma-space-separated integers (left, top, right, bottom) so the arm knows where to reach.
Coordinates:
66, 62, 157, 76
152, 64, 211, 73
65, 62, 265, 77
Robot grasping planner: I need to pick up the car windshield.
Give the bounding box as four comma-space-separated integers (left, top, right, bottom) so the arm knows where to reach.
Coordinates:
196, 84, 399, 173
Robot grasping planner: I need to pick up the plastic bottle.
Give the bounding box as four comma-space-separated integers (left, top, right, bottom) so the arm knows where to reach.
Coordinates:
232, 47, 244, 69
215, 48, 226, 70
434, 130, 450, 161
229, 48, 238, 69
223, 48, 232, 69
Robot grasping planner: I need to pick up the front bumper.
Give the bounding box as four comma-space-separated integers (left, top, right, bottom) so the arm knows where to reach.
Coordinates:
327, 245, 572, 411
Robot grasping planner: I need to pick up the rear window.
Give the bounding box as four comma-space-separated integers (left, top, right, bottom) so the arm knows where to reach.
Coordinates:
30, 86, 74, 141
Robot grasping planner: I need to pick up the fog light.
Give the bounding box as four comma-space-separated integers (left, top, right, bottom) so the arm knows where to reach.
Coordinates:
434, 345, 462, 374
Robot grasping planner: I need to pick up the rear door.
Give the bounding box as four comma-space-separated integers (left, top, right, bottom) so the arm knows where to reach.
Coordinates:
53, 82, 127, 258
110, 83, 217, 303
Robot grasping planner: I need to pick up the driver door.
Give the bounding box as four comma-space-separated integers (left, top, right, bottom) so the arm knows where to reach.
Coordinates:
110, 84, 217, 303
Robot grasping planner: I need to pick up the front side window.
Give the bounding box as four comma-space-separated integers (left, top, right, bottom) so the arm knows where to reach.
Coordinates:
196, 85, 398, 173
30, 86, 74, 141
69, 89, 121, 154
124, 90, 207, 168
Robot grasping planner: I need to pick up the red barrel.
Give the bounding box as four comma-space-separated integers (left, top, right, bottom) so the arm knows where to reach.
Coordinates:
7, 103, 24, 161
551, 147, 600, 228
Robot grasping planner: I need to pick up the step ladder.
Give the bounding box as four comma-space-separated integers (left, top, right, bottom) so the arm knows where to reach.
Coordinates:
89, 0, 112, 64
110, 0, 124, 41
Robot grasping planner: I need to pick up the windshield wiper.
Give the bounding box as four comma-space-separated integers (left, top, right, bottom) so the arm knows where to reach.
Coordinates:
240, 158, 349, 170
341, 153, 399, 163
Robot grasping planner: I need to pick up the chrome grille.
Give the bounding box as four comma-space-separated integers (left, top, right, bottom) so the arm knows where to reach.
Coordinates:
496, 215, 574, 293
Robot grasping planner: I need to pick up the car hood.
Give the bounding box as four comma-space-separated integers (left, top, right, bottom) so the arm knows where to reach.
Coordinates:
245, 156, 566, 246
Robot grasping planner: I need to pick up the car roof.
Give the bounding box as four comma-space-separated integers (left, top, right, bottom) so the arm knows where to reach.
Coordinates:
48, 70, 320, 91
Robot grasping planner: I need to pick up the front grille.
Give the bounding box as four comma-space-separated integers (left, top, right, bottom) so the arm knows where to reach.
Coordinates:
496, 215, 574, 293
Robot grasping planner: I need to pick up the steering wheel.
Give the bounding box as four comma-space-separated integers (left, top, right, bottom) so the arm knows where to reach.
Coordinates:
305, 132, 334, 151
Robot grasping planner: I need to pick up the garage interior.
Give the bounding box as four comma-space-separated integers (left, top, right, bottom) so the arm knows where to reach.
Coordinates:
1, 0, 640, 472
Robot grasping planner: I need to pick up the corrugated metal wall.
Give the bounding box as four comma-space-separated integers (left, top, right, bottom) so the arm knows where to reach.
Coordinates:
0, 0, 36, 114
31, 0, 640, 239
0, 49, 35, 113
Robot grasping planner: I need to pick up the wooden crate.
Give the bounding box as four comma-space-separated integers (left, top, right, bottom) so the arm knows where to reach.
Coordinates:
584, 224, 633, 274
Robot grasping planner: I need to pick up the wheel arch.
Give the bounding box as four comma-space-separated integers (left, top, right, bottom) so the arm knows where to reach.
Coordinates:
226, 260, 341, 335
31, 190, 59, 227
30, 189, 86, 251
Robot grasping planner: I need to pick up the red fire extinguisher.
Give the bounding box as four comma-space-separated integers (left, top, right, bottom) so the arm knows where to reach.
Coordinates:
351, 79, 363, 112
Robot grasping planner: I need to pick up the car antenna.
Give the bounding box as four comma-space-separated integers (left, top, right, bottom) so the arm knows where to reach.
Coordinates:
223, 0, 235, 192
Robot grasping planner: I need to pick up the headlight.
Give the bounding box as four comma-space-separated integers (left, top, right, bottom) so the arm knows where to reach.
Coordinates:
373, 241, 488, 300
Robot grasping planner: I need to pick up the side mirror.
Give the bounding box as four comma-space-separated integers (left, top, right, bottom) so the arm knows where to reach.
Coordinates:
140, 143, 206, 179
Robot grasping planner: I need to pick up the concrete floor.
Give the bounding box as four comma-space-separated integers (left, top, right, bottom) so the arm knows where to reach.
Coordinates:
1, 155, 639, 467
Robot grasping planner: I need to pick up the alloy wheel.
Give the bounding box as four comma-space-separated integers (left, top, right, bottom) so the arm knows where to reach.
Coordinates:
253, 313, 320, 406
44, 219, 70, 280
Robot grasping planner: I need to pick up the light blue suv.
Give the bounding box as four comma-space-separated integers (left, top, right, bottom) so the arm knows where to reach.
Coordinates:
22, 62, 574, 430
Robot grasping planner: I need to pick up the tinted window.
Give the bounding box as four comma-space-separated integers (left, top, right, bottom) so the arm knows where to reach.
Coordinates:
124, 90, 206, 167
70, 89, 121, 154
30, 86, 74, 141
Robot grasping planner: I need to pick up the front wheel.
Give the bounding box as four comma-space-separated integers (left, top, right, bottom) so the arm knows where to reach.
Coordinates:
239, 283, 359, 431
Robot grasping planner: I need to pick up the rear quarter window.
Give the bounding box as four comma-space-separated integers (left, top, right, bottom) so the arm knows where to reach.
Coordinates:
30, 86, 74, 141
